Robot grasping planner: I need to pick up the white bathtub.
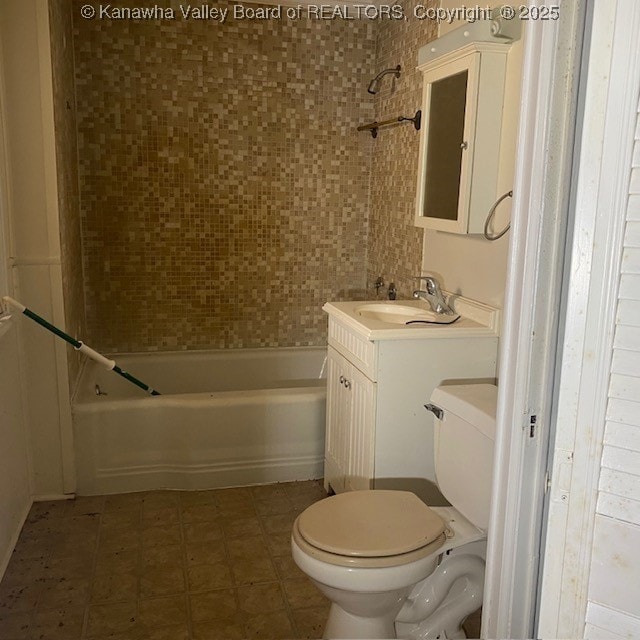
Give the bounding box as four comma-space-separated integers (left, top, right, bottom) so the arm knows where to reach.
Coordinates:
73, 348, 327, 495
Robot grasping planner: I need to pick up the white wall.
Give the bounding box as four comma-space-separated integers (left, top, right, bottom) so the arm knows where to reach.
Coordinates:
583, 90, 640, 640
0, 10, 32, 578
0, 0, 75, 498
0, 323, 32, 578
421, 0, 523, 307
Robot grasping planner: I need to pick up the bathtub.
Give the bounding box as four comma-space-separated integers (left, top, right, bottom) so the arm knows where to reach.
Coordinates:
73, 347, 327, 495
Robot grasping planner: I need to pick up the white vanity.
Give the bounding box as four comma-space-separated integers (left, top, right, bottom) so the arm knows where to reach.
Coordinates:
322, 296, 499, 504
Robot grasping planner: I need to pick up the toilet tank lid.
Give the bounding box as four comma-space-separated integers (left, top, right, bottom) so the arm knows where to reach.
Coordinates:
430, 384, 498, 440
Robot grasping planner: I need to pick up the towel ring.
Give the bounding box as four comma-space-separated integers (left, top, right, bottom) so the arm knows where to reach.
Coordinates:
483, 190, 513, 241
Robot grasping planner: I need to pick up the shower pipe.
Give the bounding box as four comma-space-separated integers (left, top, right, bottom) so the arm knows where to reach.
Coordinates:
1, 296, 161, 396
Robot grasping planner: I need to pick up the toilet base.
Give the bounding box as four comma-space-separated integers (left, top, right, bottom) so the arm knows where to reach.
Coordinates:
324, 602, 398, 640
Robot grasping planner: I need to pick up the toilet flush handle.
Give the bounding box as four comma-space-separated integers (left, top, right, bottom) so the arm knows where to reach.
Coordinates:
424, 403, 443, 420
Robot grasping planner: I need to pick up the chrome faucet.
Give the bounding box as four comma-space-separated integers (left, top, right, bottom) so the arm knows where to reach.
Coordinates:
412, 276, 455, 315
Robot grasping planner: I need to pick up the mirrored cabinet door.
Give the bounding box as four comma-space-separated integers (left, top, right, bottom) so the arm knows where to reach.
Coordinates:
415, 44, 508, 234
422, 69, 469, 223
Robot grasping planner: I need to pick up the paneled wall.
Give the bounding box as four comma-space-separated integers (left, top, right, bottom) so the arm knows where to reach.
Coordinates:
584, 95, 640, 639
73, 2, 374, 352
0, 0, 75, 500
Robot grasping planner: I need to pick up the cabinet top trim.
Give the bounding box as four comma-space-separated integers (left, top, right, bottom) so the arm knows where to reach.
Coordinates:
418, 41, 511, 73
418, 13, 521, 69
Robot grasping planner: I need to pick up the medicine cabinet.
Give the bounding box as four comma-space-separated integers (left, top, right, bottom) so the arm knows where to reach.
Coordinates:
415, 42, 510, 234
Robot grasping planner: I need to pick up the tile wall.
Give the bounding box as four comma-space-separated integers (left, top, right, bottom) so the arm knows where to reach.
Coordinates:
366, 0, 439, 300
72, 0, 375, 352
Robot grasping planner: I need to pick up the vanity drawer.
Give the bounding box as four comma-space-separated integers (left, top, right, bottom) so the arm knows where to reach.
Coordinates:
327, 317, 377, 380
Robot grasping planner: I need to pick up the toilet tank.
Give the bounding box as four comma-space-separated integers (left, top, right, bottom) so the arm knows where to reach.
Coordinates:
429, 384, 498, 531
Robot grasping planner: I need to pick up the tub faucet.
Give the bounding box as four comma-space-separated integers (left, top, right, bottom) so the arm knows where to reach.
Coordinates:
412, 276, 455, 315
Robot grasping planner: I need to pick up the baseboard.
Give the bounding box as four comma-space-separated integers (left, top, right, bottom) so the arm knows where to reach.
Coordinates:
32, 493, 75, 502
77, 456, 324, 495
0, 498, 33, 582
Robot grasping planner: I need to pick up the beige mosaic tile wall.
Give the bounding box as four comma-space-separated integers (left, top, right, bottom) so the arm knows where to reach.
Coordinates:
366, 1, 438, 299
49, 0, 86, 386
73, 1, 375, 352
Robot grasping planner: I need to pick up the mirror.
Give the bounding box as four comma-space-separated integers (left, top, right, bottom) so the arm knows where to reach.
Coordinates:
422, 70, 468, 221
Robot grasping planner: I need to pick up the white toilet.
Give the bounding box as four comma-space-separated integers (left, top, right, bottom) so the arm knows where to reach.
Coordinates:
291, 383, 497, 639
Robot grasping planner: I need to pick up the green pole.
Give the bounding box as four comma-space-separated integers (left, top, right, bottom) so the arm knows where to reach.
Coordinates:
2, 296, 160, 396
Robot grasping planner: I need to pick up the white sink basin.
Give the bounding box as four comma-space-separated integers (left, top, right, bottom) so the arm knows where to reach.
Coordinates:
355, 303, 459, 325
323, 296, 500, 340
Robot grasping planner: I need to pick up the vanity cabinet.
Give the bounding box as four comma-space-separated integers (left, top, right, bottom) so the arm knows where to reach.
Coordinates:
414, 42, 510, 234
323, 302, 499, 504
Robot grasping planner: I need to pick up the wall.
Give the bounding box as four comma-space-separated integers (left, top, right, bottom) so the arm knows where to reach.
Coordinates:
0, 19, 32, 578
0, 323, 32, 578
73, 2, 374, 353
365, 0, 438, 300
365, 0, 522, 307
583, 89, 640, 639
421, 0, 523, 308
49, 0, 85, 389
0, 0, 75, 497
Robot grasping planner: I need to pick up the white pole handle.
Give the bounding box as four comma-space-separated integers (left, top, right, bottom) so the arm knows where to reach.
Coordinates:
2, 296, 26, 312
75, 342, 116, 370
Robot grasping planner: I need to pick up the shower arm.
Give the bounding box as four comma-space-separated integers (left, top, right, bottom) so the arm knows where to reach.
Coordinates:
368, 65, 401, 94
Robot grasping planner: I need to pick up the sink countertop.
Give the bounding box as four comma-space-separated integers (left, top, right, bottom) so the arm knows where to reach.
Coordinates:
323, 295, 500, 341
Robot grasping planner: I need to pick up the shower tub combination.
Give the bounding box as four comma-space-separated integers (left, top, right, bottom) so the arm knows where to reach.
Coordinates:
73, 348, 327, 495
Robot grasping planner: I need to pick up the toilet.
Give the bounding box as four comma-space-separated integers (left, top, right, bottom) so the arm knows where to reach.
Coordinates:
291, 383, 497, 639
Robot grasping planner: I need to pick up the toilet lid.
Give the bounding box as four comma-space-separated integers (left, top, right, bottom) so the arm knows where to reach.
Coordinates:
297, 490, 446, 557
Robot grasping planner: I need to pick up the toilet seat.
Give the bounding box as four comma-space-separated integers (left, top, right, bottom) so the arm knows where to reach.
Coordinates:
293, 490, 447, 568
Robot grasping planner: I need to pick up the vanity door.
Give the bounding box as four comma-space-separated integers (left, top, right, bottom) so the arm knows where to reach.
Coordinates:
344, 362, 376, 492
324, 346, 375, 494
324, 347, 350, 494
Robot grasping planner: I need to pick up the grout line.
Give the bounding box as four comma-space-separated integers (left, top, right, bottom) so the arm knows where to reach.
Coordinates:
20, 506, 55, 633
255, 482, 302, 638
135, 494, 144, 635
177, 491, 194, 640
224, 487, 250, 638
80, 495, 106, 640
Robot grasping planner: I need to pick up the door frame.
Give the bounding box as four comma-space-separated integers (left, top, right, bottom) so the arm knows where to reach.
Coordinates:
481, 2, 586, 637
484, 1, 640, 637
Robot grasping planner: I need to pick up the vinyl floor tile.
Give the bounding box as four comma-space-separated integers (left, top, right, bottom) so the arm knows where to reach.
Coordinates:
0, 480, 329, 639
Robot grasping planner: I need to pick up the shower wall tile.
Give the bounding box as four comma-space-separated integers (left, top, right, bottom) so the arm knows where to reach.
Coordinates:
367, 1, 438, 300
73, 0, 375, 352
49, 0, 86, 387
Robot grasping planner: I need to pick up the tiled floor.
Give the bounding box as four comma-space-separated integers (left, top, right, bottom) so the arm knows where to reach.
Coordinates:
0, 480, 331, 640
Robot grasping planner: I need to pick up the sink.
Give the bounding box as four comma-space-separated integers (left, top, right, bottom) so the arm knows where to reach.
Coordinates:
323, 296, 500, 340
355, 303, 459, 325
